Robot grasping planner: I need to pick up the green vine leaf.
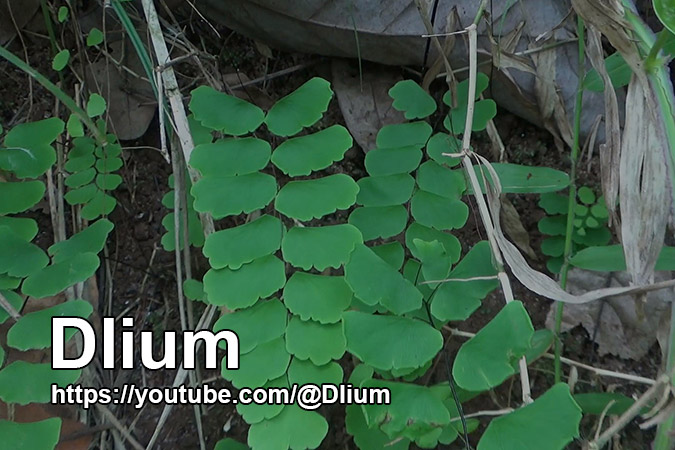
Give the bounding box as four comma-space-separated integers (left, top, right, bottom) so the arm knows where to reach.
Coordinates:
376, 122, 433, 149
285, 316, 346, 365
478, 384, 581, 450
7, 300, 93, 350
222, 337, 289, 389
345, 244, 422, 314
0, 418, 62, 450
21, 253, 101, 299
0, 361, 80, 404
453, 301, 534, 392
0, 227, 49, 277
204, 215, 284, 270
365, 146, 423, 176
444, 99, 496, 133
213, 299, 287, 354
343, 311, 442, 372
189, 86, 264, 135
348, 205, 408, 241
1, 117, 63, 178
192, 173, 277, 219
203, 255, 286, 309
48, 219, 113, 263
271, 125, 353, 176
288, 359, 343, 386
0, 181, 46, 214
264, 77, 333, 136
247, 404, 328, 450
356, 174, 415, 207
281, 224, 362, 271
190, 138, 271, 177
411, 190, 469, 230
361, 380, 450, 446
283, 273, 352, 324
389, 80, 437, 119
431, 241, 499, 322
275, 174, 359, 221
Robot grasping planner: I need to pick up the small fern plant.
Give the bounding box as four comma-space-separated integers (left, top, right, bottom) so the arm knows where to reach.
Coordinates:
538, 186, 611, 273
0, 106, 116, 447
188, 75, 583, 450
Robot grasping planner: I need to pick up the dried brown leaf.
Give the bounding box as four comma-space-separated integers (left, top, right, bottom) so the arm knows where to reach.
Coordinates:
500, 196, 538, 260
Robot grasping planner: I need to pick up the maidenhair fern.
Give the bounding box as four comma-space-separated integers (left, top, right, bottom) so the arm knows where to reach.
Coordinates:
0, 110, 119, 447
191, 76, 582, 450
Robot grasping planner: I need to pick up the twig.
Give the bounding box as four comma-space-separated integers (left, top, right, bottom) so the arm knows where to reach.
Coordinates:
0, 291, 21, 322
95, 404, 145, 450
449, 407, 514, 423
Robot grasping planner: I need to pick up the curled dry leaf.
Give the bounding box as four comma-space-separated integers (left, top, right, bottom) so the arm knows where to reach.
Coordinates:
545, 269, 672, 360
500, 196, 538, 260
331, 60, 406, 152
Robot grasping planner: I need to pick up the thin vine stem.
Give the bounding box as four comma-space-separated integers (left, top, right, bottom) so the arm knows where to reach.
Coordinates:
553, 14, 585, 385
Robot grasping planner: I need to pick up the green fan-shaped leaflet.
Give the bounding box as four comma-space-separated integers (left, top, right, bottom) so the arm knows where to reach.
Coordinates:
411, 190, 469, 230
248, 404, 328, 450
221, 336, 289, 389
343, 311, 442, 372
356, 174, 415, 207
541, 236, 565, 257
191, 173, 277, 219
478, 384, 581, 450
0, 227, 48, 277
204, 215, 284, 270
431, 241, 499, 322
52, 49, 69, 71
361, 380, 451, 446
86, 94, 106, 117
183, 278, 205, 302
467, 163, 570, 194
345, 244, 422, 314
288, 359, 343, 386
0, 217, 37, 242
203, 255, 286, 309
444, 99, 496, 133
189, 138, 271, 177
0, 290, 25, 324
212, 299, 287, 354
22, 253, 100, 299
538, 215, 567, 236
0, 181, 45, 215
416, 161, 466, 198
264, 77, 333, 137
405, 223, 461, 264
389, 80, 437, 119
539, 192, 568, 215
453, 301, 534, 392
412, 239, 453, 287
376, 122, 433, 149
0, 276, 21, 290
348, 206, 408, 241
0, 418, 62, 450
64, 168, 95, 188
189, 85, 264, 136
80, 191, 116, 220
48, 219, 113, 263
346, 404, 411, 450
654, 0, 675, 35
214, 438, 250, 450
365, 146, 423, 176
271, 125, 353, 176
236, 376, 287, 424
444, 72, 490, 107
285, 316, 346, 365
372, 242, 405, 270
95, 174, 122, 190
426, 133, 462, 167
7, 300, 93, 350
188, 114, 213, 146
281, 224, 362, 271
275, 174, 359, 221
0, 361, 80, 404
577, 186, 596, 205
283, 273, 351, 324
1, 117, 63, 178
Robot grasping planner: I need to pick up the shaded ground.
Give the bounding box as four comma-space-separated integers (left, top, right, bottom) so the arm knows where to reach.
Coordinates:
0, 4, 665, 449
